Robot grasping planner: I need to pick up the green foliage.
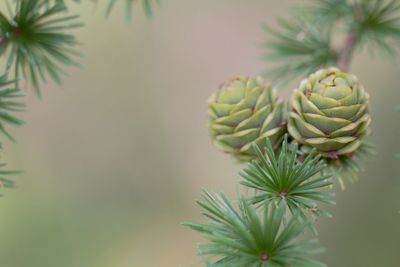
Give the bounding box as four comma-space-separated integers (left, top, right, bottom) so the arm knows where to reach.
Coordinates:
325, 141, 375, 190
263, 16, 337, 84
0, 74, 24, 189
106, 0, 161, 19
0, 0, 162, 197
0, 162, 20, 189
0, 74, 24, 141
240, 137, 335, 224
184, 191, 325, 267
44, 0, 160, 19
42, 0, 81, 6
263, 0, 400, 83
296, 0, 351, 27
0, 0, 82, 96
352, 0, 400, 57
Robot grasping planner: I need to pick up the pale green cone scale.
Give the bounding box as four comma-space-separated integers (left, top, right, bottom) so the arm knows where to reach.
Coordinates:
208, 76, 286, 162
288, 68, 371, 158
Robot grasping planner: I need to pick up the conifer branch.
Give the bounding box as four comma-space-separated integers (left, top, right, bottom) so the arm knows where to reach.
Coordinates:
240, 137, 335, 227
0, 0, 82, 96
184, 191, 326, 267
264, 0, 400, 83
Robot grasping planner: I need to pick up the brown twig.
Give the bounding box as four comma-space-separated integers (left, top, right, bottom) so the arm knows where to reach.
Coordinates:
0, 36, 7, 47
336, 31, 358, 71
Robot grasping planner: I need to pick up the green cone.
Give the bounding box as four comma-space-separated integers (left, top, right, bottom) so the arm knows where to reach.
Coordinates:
288, 68, 371, 159
208, 76, 286, 162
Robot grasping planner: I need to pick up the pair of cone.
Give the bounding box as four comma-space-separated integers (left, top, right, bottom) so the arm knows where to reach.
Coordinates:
208, 67, 371, 165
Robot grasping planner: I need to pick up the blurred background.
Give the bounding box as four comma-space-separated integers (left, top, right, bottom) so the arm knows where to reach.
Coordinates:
0, 1, 399, 266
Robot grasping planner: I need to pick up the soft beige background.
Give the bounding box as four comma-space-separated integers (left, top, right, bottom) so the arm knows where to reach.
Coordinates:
0, 1, 399, 266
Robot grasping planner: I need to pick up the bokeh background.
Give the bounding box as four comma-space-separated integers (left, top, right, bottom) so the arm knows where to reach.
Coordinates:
0, 1, 399, 266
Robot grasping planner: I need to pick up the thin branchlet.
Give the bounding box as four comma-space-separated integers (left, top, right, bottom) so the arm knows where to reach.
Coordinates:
240, 136, 335, 234
264, 0, 400, 82
0, 0, 82, 96
184, 191, 326, 267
